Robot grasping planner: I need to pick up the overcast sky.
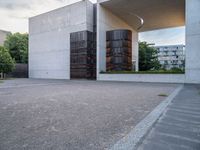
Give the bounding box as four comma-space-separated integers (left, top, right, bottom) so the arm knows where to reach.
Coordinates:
0, 0, 185, 46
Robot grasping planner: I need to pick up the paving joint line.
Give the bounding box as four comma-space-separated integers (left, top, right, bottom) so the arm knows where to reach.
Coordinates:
0, 83, 67, 89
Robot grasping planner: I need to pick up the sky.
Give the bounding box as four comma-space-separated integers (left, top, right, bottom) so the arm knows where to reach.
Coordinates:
139, 26, 185, 46
0, 0, 185, 46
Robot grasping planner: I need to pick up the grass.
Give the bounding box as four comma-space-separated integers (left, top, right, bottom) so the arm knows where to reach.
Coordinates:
158, 94, 168, 97
100, 70, 185, 74
0, 80, 3, 84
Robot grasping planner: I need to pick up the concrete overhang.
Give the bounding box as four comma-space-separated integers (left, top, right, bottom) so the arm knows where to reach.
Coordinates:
98, 0, 185, 32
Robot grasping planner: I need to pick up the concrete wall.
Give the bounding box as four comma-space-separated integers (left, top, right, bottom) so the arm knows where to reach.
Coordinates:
98, 74, 185, 83
29, 0, 94, 79
7, 64, 28, 78
185, 0, 200, 83
97, 3, 138, 80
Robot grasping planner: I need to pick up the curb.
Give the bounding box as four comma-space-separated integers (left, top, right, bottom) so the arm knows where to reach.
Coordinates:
109, 85, 184, 150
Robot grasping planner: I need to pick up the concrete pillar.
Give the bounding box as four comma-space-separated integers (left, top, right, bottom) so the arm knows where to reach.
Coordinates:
185, 0, 200, 83
97, 4, 138, 79
133, 39, 139, 72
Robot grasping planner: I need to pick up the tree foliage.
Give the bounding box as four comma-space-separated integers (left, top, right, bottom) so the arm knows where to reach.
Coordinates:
4, 33, 28, 63
139, 42, 161, 71
0, 46, 15, 74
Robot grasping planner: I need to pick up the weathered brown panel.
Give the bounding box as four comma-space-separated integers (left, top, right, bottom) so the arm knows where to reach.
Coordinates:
106, 29, 132, 71
70, 31, 96, 79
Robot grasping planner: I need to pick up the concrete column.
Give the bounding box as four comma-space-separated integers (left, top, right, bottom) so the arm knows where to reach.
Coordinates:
97, 4, 139, 79
133, 37, 139, 72
185, 0, 200, 83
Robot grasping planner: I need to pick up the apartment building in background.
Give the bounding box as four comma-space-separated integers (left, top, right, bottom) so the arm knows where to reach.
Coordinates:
155, 45, 185, 70
0, 30, 10, 46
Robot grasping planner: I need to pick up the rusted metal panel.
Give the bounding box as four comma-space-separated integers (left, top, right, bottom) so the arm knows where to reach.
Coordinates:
70, 31, 96, 79
106, 29, 132, 71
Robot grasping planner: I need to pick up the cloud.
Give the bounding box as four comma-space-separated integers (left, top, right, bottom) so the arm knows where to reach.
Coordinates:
4, 3, 31, 10
0, 0, 185, 46
0, 0, 31, 10
0, 0, 91, 32
139, 27, 185, 46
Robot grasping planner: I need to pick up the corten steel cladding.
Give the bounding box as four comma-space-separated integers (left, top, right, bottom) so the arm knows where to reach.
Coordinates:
70, 31, 96, 79
106, 29, 132, 71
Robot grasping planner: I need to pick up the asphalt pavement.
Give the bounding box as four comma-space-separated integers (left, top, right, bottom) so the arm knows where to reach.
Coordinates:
0, 79, 178, 150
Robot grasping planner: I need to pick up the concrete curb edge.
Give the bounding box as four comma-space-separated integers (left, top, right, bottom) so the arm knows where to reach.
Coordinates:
109, 84, 184, 150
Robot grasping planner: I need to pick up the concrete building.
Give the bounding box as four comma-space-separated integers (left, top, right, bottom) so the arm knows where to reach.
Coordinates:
29, 0, 200, 83
29, 0, 95, 79
0, 30, 10, 46
155, 45, 185, 70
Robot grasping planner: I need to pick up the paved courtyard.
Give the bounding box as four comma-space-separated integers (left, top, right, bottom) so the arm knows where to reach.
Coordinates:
0, 79, 178, 150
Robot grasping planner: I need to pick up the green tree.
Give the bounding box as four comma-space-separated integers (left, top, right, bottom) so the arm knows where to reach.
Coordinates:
0, 46, 15, 74
139, 42, 161, 71
4, 33, 28, 63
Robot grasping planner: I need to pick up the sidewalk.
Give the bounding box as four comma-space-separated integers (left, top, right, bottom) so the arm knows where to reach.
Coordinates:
137, 84, 200, 150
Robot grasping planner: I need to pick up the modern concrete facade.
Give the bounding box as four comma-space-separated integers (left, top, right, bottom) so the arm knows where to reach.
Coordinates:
29, 0, 94, 79
155, 45, 185, 70
96, 0, 199, 83
29, 0, 200, 83
185, 0, 200, 83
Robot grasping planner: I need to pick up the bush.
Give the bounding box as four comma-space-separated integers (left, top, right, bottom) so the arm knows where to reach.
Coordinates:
0, 46, 15, 74
100, 70, 184, 74
170, 67, 184, 72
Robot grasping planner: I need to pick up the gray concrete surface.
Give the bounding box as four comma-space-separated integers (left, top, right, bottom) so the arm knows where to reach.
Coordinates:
185, 0, 200, 83
29, 0, 94, 79
0, 79, 178, 150
137, 84, 200, 150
